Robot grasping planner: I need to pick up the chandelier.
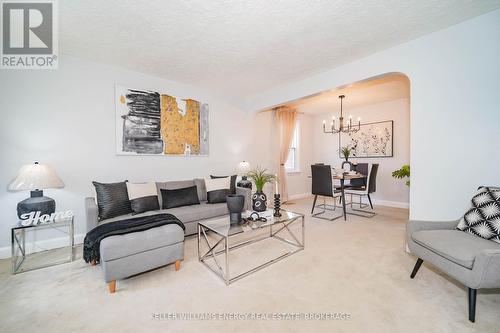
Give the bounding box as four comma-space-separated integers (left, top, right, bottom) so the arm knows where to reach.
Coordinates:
322, 95, 361, 134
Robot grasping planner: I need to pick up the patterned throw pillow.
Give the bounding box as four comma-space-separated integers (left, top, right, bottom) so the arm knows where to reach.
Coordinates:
456, 187, 500, 243
92, 181, 132, 220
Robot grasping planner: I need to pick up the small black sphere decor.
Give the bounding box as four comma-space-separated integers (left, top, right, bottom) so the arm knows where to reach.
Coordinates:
252, 191, 267, 212
226, 194, 245, 223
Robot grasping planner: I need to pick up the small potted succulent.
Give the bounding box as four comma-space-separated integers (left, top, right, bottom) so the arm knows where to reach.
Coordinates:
246, 167, 277, 212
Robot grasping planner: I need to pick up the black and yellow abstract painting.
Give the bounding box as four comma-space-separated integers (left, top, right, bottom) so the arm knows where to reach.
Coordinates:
115, 85, 209, 156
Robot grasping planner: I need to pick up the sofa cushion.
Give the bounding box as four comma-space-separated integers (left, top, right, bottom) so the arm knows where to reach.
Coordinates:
194, 178, 207, 201
412, 230, 500, 269
100, 224, 184, 261
92, 181, 132, 220
126, 182, 160, 214
205, 177, 231, 203
456, 186, 500, 243
99, 201, 229, 226
210, 175, 237, 194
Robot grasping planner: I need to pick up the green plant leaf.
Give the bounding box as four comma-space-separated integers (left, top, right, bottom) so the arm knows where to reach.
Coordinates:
246, 166, 277, 192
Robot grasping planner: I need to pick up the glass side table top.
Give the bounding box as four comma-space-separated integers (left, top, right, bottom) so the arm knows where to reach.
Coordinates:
199, 210, 303, 237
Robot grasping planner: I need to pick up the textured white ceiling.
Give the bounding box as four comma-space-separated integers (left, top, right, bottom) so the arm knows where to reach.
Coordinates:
60, 1, 500, 99
286, 74, 410, 115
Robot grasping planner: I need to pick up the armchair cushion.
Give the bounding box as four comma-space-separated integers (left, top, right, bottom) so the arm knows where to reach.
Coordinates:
412, 230, 500, 269
456, 186, 500, 243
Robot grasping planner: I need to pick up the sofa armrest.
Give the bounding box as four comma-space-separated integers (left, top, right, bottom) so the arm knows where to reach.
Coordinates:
472, 249, 500, 288
407, 219, 459, 235
236, 187, 252, 211
85, 197, 99, 232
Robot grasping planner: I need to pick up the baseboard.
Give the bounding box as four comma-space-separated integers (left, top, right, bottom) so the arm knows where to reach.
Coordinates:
372, 200, 409, 209
286, 193, 408, 209
287, 193, 312, 201
0, 233, 85, 259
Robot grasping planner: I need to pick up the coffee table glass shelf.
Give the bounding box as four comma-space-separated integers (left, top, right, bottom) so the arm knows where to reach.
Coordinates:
11, 216, 75, 274
197, 209, 305, 285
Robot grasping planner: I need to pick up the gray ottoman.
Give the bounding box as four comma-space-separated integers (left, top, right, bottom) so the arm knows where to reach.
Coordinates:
99, 223, 184, 293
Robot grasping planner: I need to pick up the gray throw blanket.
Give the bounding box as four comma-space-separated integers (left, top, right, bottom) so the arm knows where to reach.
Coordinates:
83, 213, 184, 264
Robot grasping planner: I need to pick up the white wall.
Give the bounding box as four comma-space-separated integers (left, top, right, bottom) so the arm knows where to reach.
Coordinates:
312, 98, 410, 207
0, 55, 255, 256
247, 9, 500, 220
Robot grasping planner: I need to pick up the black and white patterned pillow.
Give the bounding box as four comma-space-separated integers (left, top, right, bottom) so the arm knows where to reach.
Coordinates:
456, 186, 500, 243
126, 182, 160, 214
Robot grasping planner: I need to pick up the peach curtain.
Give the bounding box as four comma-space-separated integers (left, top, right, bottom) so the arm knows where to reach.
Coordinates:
275, 106, 297, 202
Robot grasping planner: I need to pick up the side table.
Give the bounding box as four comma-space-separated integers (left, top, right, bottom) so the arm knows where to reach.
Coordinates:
11, 216, 75, 274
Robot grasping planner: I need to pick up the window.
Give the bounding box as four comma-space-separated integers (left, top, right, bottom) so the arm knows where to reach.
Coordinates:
285, 124, 299, 172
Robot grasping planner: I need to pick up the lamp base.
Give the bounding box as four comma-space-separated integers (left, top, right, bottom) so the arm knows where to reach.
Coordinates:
17, 190, 55, 219
237, 178, 252, 189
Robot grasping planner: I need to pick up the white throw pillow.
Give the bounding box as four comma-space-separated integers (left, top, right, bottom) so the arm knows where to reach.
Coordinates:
204, 177, 230, 192
126, 182, 159, 214
204, 177, 231, 204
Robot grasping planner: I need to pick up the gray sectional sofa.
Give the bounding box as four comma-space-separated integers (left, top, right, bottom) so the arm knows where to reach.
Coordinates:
85, 179, 252, 236
85, 178, 252, 293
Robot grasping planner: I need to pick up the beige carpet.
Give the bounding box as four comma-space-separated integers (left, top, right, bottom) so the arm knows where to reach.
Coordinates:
0, 198, 499, 333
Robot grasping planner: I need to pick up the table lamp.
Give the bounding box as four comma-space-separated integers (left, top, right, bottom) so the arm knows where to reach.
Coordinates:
236, 161, 252, 189
8, 162, 65, 218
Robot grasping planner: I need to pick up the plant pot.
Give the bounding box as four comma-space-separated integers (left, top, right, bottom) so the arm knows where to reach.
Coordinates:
226, 194, 245, 223
252, 191, 267, 212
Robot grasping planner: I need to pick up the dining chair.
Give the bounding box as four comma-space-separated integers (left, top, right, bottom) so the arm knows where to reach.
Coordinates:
310, 164, 342, 221
344, 163, 379, 217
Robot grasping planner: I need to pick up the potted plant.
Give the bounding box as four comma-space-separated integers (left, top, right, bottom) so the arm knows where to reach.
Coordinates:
246, 167, 277, 212
392, 164, 410, 186
340, 146, 351, 161
340, 146, 352, 169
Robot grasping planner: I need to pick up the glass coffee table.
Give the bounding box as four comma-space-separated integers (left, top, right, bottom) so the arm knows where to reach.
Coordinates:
197, 210, 304, 285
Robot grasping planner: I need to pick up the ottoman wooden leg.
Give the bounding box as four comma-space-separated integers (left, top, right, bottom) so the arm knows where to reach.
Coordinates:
175, 260, 181, 271
108, 280, 116, 294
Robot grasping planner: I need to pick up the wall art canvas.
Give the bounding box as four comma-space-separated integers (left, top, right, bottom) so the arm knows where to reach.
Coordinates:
339, 120, 393, 158
116, 85, 209, 156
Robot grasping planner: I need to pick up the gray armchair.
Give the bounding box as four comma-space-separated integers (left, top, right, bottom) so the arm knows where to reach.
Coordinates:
407, 219, 500, 322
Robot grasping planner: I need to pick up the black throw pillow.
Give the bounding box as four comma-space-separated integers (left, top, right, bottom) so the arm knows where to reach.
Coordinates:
126, 182, 160, 214
92, 181, 132, 220
210, 175, 237, 194
161, 186, 200, 209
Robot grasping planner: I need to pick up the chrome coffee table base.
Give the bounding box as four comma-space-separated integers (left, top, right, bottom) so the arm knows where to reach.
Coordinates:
198, 212, 305, 285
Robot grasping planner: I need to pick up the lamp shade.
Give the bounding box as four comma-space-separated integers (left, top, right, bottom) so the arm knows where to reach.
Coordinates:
237, 161, 250, 174
8, 162, 64, 191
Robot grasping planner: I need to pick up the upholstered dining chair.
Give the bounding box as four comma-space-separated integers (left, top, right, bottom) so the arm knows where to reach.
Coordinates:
344, 163, 379, 217
311, 164, 342, 220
